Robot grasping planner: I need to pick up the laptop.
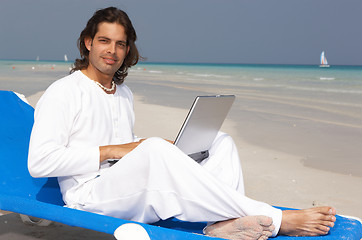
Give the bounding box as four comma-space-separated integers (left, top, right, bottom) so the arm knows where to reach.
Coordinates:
108, 95, 235, 165
174, 95, 235, 163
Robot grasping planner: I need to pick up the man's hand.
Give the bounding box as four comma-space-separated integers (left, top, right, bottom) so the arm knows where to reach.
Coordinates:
99, 139, 146, 162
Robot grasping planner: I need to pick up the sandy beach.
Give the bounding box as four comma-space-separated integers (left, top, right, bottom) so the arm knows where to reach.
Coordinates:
131, 93, 362, 219
1, 62, 361, 239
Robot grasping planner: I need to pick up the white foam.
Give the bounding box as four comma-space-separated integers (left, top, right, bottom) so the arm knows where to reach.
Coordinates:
319, 77, 335, 81
287, 86, 362, 94
186, 73, 230, 78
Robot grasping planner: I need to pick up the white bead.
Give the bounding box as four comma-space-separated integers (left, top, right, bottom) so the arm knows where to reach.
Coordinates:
94, 80, 116, 92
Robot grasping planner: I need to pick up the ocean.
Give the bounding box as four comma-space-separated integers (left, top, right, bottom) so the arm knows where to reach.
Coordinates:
1, 60, 362, 176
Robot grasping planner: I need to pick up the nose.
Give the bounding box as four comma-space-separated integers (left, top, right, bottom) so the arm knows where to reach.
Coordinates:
107, 42, 116, 54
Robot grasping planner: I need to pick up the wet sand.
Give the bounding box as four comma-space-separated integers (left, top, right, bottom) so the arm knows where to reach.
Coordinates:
0, 213, 114, 240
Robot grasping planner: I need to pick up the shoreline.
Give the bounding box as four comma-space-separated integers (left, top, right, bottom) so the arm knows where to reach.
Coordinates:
24, 90, 362, 220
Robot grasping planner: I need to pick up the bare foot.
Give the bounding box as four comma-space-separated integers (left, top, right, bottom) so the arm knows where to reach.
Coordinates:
204, 216, 275, 240
279, 206, 336, 236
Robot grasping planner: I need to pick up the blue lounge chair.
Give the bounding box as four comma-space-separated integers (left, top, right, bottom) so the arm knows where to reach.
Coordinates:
0, 90, 361, 239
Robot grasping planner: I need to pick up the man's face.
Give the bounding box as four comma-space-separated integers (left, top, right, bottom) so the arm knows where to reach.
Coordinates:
85, 22, 129, 77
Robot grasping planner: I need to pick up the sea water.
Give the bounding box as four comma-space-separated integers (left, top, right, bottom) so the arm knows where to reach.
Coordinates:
132, 62, 362, 97
129, 63, 362, 129
1, 60, 362, 176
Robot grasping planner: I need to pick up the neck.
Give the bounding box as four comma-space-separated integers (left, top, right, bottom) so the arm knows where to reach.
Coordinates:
81, 67, 113, 89
81, 68, 116, 94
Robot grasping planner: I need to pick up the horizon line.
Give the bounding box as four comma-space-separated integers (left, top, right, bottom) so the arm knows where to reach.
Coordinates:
1, 59, 362, 67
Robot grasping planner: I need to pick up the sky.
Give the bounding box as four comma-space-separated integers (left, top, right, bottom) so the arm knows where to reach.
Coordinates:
1, 0, 361, 65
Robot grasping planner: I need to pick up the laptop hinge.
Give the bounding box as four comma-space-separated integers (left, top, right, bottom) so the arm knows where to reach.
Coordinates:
188, 150, 209, 163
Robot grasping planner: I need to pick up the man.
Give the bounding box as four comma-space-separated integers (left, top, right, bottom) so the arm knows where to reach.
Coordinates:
28, 7, 336, 240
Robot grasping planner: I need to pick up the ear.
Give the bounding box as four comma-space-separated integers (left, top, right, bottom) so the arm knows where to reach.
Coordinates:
84, 37, 93, 51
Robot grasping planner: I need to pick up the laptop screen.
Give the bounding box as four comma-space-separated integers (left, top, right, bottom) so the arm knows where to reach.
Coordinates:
174, 95, 235, 161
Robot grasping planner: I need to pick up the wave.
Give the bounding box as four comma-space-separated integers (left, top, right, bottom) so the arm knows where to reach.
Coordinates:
287, 86, 362, 94
186, 73, 231, 78
319, 77, 335, 81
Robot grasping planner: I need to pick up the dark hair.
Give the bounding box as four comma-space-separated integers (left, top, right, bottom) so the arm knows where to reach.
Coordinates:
71, 7, 139, 84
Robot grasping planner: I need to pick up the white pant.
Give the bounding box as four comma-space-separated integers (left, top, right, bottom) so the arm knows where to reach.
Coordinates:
78, 132, 282, 236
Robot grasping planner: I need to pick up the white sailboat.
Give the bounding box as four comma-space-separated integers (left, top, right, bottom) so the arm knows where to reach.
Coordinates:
319, 51, 330, 68
64, 54, 68, 62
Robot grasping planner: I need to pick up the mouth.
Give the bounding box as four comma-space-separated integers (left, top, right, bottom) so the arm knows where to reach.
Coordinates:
102, 56, 118, 65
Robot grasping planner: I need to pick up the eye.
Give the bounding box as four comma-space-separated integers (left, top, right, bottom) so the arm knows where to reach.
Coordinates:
118, 42, 127, 48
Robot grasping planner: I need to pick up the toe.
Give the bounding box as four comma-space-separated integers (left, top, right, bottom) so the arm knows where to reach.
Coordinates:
322, 219, 335, 228
317, 212, 336, 222
262, 230, 273, 237
328, 207, 337, 215
316, 206, 336, 215
257, 236, 268, 240
257, 216, 273, 227
329, 215, 336, 222
268, 224, 275, 232
317, 224, 330, 233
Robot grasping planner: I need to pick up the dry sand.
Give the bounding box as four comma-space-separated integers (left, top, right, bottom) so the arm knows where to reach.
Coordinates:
1, 88, 361, 239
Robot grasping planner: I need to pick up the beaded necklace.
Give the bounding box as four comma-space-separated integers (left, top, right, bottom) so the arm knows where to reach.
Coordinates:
93, 80, 115, 92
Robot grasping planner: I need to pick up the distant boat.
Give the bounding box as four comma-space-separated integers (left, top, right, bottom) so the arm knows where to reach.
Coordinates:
64, 54, 68, 62
319, 51, 330, 67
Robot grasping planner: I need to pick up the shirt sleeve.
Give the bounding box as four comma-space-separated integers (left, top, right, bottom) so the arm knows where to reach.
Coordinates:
28, 83, 100, 178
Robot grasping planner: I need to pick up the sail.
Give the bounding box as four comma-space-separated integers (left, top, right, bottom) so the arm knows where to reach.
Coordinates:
64, 54, 68, 62
320, 51, 328, 65
320, 51, 329, 67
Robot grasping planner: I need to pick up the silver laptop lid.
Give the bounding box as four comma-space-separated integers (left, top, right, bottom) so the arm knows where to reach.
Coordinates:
174, 95, 235, 158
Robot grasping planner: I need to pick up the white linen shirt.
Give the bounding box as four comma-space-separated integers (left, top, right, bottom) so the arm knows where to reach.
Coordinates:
28, 70, 136, 205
